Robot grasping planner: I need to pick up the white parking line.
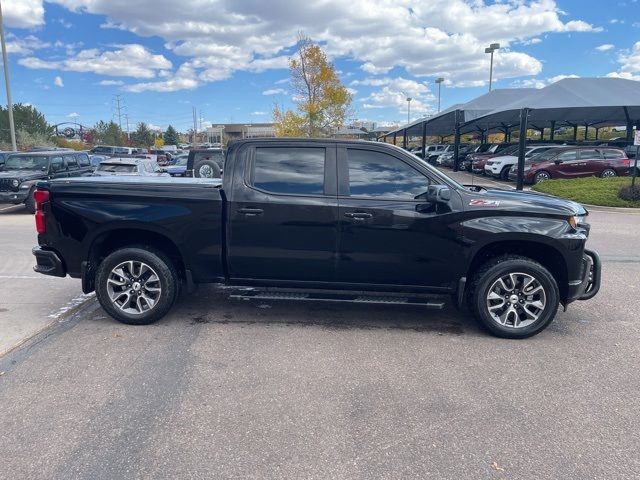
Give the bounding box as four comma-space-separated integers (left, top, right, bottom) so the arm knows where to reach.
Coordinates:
0, 205, 23, 212
0, 275, 43, 279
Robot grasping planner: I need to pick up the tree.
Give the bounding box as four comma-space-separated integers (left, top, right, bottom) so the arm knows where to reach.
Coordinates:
274, 33, 351, 137
164, 125, 179, 146
130, 122, 153, 148
0, 103, 52, 146
272, 105, 306, 137
94, 120, 126, 146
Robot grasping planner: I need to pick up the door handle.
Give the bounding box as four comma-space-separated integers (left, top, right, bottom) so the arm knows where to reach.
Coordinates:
344, 212, 372, 219
238, 207, 263, 216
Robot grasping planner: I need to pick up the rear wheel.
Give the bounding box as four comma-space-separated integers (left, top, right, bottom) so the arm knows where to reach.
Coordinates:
533, 170, 551, 184
194, 160, 221, 179
468, 256, 559, 339
25, 189, 36, 214
600, 168, 617, 178
95, 247, 179, 325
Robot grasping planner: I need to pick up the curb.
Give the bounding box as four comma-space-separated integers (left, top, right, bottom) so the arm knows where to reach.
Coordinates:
0, 294, 97, 359
583, 203, 640, 213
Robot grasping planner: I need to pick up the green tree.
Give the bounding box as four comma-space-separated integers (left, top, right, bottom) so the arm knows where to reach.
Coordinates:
130, 122, 154, 148
163, 125, 179, 146
94, 120, 125, 146
274, 33, 351, 137
0, 103, 52, 146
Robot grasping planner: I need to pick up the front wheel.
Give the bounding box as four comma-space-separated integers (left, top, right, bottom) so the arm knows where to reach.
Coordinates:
468, 256, 559, 339
95, 248, 179, 325
500, 166, 511, 181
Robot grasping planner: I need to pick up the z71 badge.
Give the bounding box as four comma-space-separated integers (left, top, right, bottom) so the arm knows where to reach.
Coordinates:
469, 199, 500, 207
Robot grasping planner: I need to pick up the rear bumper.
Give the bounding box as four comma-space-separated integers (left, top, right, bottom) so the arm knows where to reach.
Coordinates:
567, 249, 601, 303
33, 246, 66, 277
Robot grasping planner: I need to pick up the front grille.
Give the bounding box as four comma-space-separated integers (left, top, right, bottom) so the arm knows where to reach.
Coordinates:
0, 178, 15, 192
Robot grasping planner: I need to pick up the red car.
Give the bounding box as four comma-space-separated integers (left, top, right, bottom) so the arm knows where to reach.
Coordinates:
508, 146, 630, 184
470, 144, 518, 174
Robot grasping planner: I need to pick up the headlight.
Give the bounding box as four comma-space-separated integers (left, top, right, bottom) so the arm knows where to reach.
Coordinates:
11, 179, 19, 188
568, 215, 587, 229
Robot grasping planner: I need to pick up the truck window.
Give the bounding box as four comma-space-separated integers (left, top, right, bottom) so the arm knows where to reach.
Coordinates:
252, 147, 325, 195
346, 149, 430, 199
77, 153, 90, 167
65, 155, 79, 169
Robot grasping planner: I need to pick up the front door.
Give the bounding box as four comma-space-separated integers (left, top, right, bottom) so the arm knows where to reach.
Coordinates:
227, 143, 338, 283
336, 146, 463, 289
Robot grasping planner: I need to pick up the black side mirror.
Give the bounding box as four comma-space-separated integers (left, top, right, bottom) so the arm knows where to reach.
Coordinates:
416, 185, 451, 203
555, 159, 563, 164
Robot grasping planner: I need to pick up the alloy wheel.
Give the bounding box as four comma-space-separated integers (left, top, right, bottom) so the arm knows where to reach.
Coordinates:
198, 164, 214, 178
485, 272, 547, 328
106, 261, 162, 315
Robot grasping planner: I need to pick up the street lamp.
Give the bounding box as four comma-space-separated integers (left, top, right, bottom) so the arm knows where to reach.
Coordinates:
435, 77, 445, 113
0, 0, 16, 151
485, 43, 500, 92
406, 97, 412, 124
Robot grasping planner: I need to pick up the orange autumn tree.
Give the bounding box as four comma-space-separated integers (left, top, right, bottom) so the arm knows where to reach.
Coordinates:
273, 33, 352, 137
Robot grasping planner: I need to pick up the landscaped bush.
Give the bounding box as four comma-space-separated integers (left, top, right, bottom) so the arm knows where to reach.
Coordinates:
618, 183, 640, 202
532, 177, 640, 208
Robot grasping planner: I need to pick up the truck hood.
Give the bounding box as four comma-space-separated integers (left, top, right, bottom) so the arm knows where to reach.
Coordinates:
0, 170, 44, 181
463, 187, 587, 216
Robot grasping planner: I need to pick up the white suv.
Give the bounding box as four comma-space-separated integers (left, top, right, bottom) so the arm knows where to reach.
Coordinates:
485, 145, 561, 180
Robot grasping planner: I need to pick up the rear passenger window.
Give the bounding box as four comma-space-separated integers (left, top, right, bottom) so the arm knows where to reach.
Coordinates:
65, 155, 78, 169
77, 154, 90, 167
603, 149, 624, 159
253, 147, 325, 195
579, 149, 600, 160
347, 149, 430, 199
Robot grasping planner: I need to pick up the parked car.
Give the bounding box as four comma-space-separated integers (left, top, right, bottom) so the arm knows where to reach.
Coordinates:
0, 151, 92, 212
90, 145, 136, 156
89, 154, 109, 169
438, 145, 474, 168
187, 148, 225, 178
93, 158, 170, 177
430, 145, 455, 164
460, 143, 493, 171
508, 147, 630, 184
470, 144, 515, 174
33, 139, 600, 339
164, 154, 189, 176
485, 145, 561, 180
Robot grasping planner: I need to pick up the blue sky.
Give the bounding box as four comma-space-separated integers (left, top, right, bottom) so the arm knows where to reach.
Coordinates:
3, 0, 640, 133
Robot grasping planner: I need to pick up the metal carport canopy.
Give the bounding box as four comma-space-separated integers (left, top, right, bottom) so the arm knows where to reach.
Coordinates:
460, 77, 640, 133
384, 88, 538, 138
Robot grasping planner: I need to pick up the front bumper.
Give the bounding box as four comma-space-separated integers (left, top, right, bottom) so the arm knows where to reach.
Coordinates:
33, 246, 66, 277
0, 190, 28, 204
567, 249, 601, 303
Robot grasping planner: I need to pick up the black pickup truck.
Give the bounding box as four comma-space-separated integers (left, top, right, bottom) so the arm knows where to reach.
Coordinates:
32, 139, 600, 338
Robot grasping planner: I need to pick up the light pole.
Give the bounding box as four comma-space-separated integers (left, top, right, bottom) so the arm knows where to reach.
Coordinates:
0, 0, 16, 151
435, 77, 444, 113
484, 43, 500, 92
406, 97, 412, 124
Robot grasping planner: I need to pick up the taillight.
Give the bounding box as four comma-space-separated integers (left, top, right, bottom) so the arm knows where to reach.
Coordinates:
34, 189, 49, 234
623, 159, 630, 166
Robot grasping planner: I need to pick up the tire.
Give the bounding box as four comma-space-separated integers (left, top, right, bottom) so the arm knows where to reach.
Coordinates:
194, 160, 221, 178
95, 247, 179, 325
600, 168, 617, 178
533, 170, 551, 184
467, 255, 559, 339
500, 166, 511, 181
24, 189, 36, 214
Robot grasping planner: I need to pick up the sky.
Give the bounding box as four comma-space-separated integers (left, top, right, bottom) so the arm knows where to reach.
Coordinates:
2, 0, 640, 133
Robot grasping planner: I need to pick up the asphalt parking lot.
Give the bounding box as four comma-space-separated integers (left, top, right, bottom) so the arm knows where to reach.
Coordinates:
1, 202, 639, 479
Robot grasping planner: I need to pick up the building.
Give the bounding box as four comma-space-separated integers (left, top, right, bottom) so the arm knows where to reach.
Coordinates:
203, 123, 276, 145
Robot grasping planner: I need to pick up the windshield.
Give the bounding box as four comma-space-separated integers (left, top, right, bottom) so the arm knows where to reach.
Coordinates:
97, 163, 137, 173
5, 155, 50, 170
174, 156, 188, 166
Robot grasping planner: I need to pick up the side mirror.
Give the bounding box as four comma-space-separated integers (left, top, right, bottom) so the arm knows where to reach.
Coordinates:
416, 185, 451, 203
554, 159, 563, 165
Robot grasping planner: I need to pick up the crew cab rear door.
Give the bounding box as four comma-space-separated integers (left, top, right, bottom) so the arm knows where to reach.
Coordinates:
226, 142, 339, 283
335, 145, 463, 289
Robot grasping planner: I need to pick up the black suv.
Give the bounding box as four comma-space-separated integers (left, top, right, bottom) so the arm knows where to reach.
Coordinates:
0, 151, 92, 212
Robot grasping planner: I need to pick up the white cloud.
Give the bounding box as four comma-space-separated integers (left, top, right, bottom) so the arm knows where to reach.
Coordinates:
512, 74, 579, 89
123, 64, 198, 92
54, 76, 64, 87
19, 44, 172, 79
44, 0, 600, 91
251, 111, 267, 116
360, 77, 436, 118
3, 0, 44, 28
97, 79, 124, 86
607, 42, 640, 80
6, 34, 50, 55
262, 88, 287, 95
67, 112, 80, 118
595, 44, 615, 52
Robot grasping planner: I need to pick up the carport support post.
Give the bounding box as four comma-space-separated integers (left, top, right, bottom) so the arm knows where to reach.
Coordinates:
393, 132, 397, 146
550, 121, 555, 141
453, 110, 462, 172
421, 121, 427, 159
516, 108, 529, 191
584, 124, 589, 141
595, 128, 599, 140
402, 129, 407, 149
573, 125, 578, 142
